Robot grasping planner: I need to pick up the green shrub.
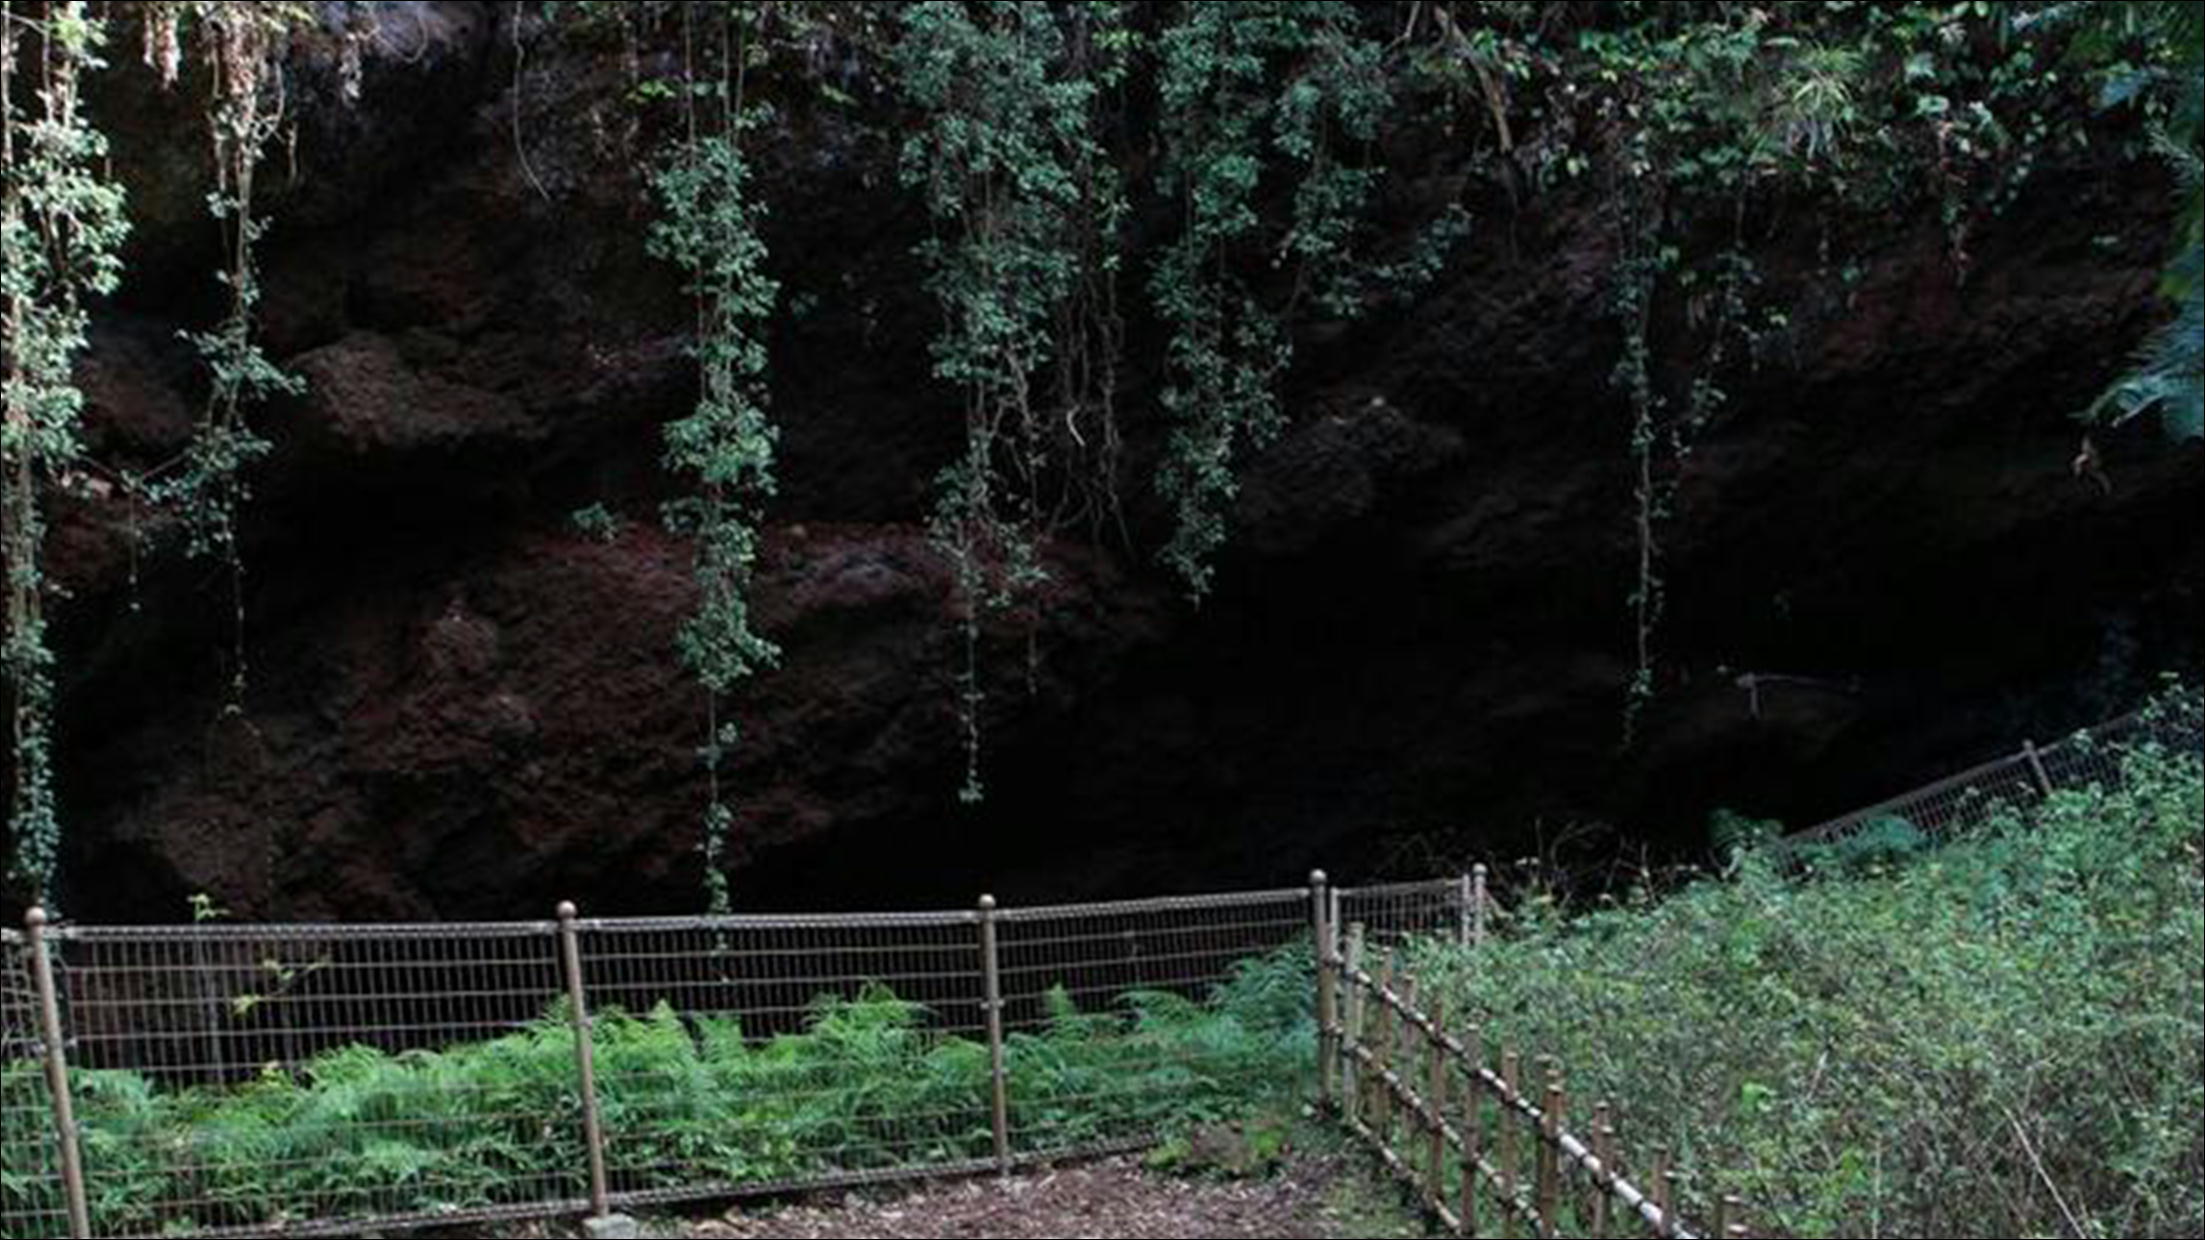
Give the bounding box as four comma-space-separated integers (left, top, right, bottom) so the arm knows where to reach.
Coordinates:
1417, 740, 2205, 1238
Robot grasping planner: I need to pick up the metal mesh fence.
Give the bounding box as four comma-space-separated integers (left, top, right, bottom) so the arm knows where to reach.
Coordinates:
575, 911, 996, 1211
1332, 878, 1471, 948
0, 883, 1343, 1238
33, 921, 586, 1239
1, 927, 68, 1240
1783, 699, 2202, 852
996, 890, 1314, 1157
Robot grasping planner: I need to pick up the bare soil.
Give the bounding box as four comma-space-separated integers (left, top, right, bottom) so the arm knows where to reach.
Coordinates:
634, 1154, 1429, 1239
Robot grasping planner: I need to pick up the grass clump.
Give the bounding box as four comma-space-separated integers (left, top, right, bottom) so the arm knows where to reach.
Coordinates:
1416, 734, 2204, 1238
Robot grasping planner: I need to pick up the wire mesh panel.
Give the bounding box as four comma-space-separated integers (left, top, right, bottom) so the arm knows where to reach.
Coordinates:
576, 911, 996, 1210
2033, 706, 2201, 793
1335, 878, 1467, 947
2035, 730, 2131, 794
1787, 750, 2044, 849
1788, 696, 2203, 854
48, 921, 580, 1239
994, 889, 1315, 1157
1, 928, 69, 1240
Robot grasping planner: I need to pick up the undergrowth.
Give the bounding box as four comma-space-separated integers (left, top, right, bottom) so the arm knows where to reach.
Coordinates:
0, 953, 1313, 1236
1415, 733, 2205, 1239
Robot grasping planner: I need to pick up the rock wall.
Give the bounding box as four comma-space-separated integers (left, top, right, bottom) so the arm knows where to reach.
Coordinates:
9, 4, 2198, 921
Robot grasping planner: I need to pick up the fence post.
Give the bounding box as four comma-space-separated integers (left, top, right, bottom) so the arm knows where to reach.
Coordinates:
1426, 1004, 1448, 1209
1341, 923, 1366, 1121
1471, 865, 1490, 948
25, 909, 91, 1239
1537, 1068, 1563, 1239
1589, 1103, 1614, 1236
1718, 1192, 1748, 1238
978, 895, 1011, 1175
1459, 1052, 1480, 1239
1373, 952, 1398, 1137
1457, 872, 1474, 948
557, 903, 614, 1221
1658, 1160, 1681, 1240
2021, 739, 2055, 797
1498, 1048, 1521, 1223
1312, 872, 1337, 1111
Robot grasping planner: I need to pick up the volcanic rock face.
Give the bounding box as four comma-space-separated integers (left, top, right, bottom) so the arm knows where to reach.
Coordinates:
10, 8, 2198, 922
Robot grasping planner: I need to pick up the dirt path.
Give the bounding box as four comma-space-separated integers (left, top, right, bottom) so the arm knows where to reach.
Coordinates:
654, 1155, 1428, 1239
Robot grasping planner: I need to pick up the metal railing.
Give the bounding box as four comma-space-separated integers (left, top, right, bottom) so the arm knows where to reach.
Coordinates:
0, 872, 1474, 1239
1331, 871, 1489, 950
1781, 695, 2199, 852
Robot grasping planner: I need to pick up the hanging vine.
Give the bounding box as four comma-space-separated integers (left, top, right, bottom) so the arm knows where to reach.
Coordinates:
894, 0, 1130, 803
1149, 2, 1398, 601
646, 2, 780, 914
1566, 4, 2078, 741
1, 0, 131, 904
140, 3, 306, 711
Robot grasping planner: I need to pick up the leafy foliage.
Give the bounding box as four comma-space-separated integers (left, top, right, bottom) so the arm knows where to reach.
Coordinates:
1, 1, 131, 905
895, 1, 1131, 801
1553, 1, 2111, 736
1418, 728, 2205, 1237
1149, 3, 1399, 600
645, 3, 783, 913
138, 3, 310, 707
2082, 2, 2204, 440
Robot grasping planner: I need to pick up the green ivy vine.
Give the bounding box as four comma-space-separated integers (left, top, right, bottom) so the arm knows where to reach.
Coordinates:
1543, 2, 2120, 739
895, 1, 1130, 802
1149, 2, 1395, 601
645, 2, 780, 914
139, 3, 307, 710
2, 0, 131, 904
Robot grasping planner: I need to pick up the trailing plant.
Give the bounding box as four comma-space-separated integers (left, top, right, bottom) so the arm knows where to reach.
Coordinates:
1, 0, 130, 905
645, 2, 781, 913
1148, 2, 1396, 601
137, 3, 309, 710
894, 1, 1131, 802
1534, 2, 2114, 737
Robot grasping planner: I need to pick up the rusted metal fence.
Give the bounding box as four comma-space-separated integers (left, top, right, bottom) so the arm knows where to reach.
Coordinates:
0, 873, 1470, 1239
1323, 924, 1745, 1239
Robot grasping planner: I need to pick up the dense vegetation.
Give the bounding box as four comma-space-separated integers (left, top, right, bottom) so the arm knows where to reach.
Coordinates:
0, 953, 1313, 1236
1416, 717, 2205, 1238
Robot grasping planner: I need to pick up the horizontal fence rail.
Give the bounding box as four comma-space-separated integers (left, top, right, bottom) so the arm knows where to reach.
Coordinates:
1325, 924, 1745, 1239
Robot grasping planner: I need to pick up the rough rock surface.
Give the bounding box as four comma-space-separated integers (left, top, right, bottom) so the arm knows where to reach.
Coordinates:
7, 8, 2198, 921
